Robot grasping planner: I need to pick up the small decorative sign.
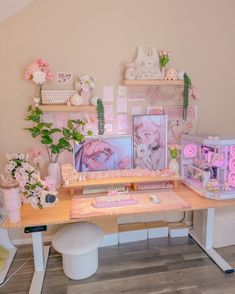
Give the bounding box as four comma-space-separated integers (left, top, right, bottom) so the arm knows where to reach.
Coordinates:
57, 72, 73, 84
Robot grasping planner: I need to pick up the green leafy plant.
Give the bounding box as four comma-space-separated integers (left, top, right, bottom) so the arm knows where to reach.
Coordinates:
183, 73, 192, 120
97, 99, 105, 135
25, 106, 92, 163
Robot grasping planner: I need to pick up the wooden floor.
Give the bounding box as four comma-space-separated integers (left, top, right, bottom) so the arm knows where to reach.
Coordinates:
1, 237, 235, 294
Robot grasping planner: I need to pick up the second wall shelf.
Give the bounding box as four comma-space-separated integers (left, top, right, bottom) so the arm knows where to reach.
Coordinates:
39, 105, 96, 113
123, 80, 184, 86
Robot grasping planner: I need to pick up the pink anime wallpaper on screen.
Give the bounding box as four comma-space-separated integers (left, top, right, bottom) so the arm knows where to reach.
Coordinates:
133, 114, 167, 170
74, 137, 132, 172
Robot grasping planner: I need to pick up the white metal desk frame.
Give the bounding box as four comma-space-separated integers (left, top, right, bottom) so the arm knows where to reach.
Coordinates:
3, 207, 235, 294
0, 216, 17, 286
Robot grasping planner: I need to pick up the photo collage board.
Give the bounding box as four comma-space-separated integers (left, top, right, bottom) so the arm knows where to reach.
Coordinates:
43, 84, 197, 172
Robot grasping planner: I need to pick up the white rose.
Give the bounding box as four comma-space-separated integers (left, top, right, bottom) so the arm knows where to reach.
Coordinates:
18, 154, 26, 160
33, 70, 46, 85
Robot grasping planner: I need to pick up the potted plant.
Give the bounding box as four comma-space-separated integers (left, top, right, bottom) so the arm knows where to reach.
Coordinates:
96, 98, 105, 135
25, 106, 92, 186
183, 73, 192, 120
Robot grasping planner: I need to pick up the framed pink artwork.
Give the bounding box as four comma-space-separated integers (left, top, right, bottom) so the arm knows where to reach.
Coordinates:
133, 114, 167, 170
146, 106, 164, 115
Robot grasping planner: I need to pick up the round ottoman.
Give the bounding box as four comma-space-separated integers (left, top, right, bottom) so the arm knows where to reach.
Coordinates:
52, 222, 103, 280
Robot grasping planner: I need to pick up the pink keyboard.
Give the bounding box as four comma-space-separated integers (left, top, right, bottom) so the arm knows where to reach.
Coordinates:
92, 194, 139, 208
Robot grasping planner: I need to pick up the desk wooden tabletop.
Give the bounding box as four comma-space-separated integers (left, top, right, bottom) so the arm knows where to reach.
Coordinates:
3, 183, 235, 229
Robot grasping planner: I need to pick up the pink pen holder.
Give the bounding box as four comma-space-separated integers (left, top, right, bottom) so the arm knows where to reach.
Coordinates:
1, 182, 21, 223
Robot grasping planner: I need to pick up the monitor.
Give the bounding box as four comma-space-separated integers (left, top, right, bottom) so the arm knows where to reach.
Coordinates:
74, 135, 133, 172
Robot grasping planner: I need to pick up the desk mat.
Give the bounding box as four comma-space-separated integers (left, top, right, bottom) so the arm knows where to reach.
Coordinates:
70, 191, 191, 219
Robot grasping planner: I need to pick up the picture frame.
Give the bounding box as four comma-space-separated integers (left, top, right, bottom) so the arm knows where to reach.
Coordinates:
146, 106, 164, 115
56, 72, 73, 84
133, 114, 167, 170
73, 135, 133, 172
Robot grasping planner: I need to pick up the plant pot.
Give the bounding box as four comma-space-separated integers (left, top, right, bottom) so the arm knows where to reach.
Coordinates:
169, 158, 179, 174
48, 163, 61, 188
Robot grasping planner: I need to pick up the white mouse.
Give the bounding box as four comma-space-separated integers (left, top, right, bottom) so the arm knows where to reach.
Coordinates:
150, 194, 161, 204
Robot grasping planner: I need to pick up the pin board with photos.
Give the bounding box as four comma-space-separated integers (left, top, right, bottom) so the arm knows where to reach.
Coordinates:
100, 83, 198, 145
42, 84, 198, 142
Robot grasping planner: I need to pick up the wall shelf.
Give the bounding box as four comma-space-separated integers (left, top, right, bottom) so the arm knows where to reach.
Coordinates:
39, 105, 96, 113
123, 80, 184, 86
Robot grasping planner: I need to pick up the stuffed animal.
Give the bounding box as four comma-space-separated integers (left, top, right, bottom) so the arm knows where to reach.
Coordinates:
70, 93, 84, 106
125, 47, 163, 80
165, 68, 178, 80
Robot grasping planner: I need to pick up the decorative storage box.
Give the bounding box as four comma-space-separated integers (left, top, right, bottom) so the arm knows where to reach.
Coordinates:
41, 90, 77, 104
118, 222, 147, 244
168, 222, 189, 238
181, 133, 235, 200
145, 221, 168, 239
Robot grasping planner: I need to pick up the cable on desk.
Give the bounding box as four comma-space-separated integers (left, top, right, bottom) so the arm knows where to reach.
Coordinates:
0, 254, 33, 287
164, 211, 186, 223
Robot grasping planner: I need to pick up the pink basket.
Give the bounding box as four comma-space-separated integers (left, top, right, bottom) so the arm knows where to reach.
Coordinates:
41, 90, 77, 104
3, 187, 21, 210
8, 209, 21, 223
3, 187, 21, 223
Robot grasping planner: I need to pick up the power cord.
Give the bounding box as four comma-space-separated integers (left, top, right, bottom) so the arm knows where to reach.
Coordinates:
0, 254, 33, 287
164, 211, 186, 223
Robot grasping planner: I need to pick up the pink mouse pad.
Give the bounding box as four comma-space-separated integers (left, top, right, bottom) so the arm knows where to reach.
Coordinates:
70, 191, 191, 219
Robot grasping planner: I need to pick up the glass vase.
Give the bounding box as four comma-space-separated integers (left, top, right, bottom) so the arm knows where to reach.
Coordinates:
48, 162, 61, 188
169, 158, 179, 174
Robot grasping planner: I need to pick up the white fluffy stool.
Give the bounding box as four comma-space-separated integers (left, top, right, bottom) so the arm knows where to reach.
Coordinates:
52, 222, 103, 280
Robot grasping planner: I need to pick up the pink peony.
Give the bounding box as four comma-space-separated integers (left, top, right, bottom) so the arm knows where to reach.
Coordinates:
24, 58, 53, 83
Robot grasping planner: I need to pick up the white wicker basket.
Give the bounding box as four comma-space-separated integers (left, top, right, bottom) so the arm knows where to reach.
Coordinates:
41, 90, 77, 104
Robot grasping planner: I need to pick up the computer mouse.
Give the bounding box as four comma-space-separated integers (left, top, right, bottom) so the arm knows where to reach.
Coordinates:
150, 194, 161, 204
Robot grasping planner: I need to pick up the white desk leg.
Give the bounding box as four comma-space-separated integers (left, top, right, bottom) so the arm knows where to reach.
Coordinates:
190, 208, 234, 274
0, 228, 17, 285
29, 232, 50, 294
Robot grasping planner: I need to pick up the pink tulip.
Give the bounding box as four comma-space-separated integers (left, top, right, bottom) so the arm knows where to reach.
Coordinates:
37, 58, 48, 67
27, 147, 43, 159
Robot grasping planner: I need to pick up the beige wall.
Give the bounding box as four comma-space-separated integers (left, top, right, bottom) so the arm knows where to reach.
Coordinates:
1, 0, 235, 244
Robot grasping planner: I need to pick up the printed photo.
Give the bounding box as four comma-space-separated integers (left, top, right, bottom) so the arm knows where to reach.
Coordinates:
57, 72, 73, 84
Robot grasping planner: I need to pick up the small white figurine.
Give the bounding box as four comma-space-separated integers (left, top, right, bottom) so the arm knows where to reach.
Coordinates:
165, 68, 178, 81
70, 93, 84, 106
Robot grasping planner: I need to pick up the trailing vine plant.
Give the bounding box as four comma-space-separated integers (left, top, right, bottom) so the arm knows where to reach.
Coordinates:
183, 73, 192, 120
97, 99, 105, 135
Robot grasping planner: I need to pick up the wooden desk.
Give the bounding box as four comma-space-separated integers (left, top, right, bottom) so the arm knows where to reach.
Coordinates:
4, 183, 235, 228
3, 183, 235, 294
